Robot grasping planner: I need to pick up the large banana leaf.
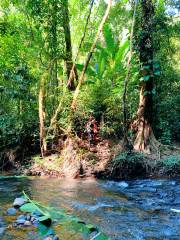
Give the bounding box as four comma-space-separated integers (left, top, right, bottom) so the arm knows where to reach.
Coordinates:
103, 24, 116, 56
114, 39, 129, 71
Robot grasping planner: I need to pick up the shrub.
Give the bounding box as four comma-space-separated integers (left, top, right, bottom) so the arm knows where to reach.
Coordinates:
110, 152, 146, 179
158, 155, 180, 175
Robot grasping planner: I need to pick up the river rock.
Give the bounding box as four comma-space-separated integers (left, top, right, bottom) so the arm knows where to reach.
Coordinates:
26, 214, 31, 221
16, 219, 26, 224
13, 197, 26, 207
30, 216, 36, 222
43, 236, 54, 240
17, 215, 26, 220
32, 219, 39, 227
117, 181, 129, 188
24, 220, 32, 226
7, 207, 17, 215
53, 236, 59, 240
44, 236, 59, 240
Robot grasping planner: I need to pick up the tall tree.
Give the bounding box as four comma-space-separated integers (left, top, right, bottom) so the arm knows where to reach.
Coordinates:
133, 0, 155, 153
62, 0, 78, 90
122, 0, 138, 150
39, 72, 47, 157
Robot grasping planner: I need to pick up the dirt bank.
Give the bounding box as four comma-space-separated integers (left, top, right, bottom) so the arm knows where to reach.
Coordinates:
20, 137, 180, 179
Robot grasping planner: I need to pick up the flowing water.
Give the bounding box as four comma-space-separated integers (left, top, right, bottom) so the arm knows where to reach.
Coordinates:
0, 176, 180, 239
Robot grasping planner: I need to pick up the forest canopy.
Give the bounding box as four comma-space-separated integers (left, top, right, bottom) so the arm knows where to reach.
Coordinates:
0, 0, 179, 158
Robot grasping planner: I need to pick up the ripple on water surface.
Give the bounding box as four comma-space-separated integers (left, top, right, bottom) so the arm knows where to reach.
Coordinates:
0, 176, 180, 239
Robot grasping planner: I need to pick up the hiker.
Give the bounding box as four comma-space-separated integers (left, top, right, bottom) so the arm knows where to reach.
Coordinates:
86, 115, 96, 145
93, 120, 98, 142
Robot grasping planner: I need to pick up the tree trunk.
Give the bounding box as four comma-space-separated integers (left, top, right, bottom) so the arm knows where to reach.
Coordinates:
71, 0, 112, 110
133, 0, 155, 153
122, 0, 138, 151
62, 0, 78, 90
39, 74, 47, 157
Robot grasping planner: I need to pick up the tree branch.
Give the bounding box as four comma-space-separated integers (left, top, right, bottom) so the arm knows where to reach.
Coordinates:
71, 0, 112, 110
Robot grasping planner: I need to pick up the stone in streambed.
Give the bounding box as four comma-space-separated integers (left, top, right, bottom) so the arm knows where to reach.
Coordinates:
32, 219, 39, 227
117, 181, 129, 188
7, 207, 17, 215
16, 218, 26, 224
13, 197, 27, 207
53, 236, 59, 240
24, 220, 32, 226
17, 215, 26, 220
43, 236, 59, 240
26, 214, 31, 221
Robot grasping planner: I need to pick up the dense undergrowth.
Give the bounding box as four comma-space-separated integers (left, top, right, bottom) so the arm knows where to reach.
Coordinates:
0, 1, 179, 178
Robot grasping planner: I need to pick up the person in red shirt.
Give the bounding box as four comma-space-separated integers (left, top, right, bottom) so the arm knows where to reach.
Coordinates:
86, 115, 98, 145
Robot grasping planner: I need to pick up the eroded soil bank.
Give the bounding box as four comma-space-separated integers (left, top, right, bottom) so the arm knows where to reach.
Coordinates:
3, 137, 179, 179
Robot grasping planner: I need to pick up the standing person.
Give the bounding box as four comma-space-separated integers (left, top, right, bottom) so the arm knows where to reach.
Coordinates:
93, 120, 98, 142
86, 115, 95, 145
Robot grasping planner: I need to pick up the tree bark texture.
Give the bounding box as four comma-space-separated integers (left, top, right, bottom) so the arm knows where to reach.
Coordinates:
39, 74, 47, 157
63, 0, 78, 90
122, 0, 138, 150
133, 0, 155, 153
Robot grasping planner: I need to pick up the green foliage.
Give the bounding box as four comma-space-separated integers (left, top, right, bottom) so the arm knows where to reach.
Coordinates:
111, 152, 146, 178
21, 192, 110, 239
158, 155, 180, 174
74, 23, 130, 137
0, 0, 179, 163
114, 152, 144, 163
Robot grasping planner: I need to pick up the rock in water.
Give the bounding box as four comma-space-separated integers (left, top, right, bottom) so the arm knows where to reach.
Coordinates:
44, 236, 59, 240
53, 236, 59, 240
16, 219, 26, 225
43, 236, 54, 240
13, 197, 26, 207
17, 215, 26, 220
7, 207, 17, 215
24, 221, 32, 226
117, 181, 129, 188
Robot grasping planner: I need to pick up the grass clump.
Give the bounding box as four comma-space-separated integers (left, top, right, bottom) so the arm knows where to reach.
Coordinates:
158, 155, 180, 175
110, 152, 146, 179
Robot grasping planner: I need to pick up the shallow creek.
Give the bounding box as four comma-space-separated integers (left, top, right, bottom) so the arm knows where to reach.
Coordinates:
0, 176, 180, 239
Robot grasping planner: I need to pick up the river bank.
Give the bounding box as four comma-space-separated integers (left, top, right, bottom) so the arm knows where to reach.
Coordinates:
6, 137, 178, 179
0, 137, 180, 179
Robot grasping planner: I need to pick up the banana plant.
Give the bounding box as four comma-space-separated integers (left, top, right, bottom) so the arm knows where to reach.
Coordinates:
76, 23, 129, 86
93, 23, 129, 82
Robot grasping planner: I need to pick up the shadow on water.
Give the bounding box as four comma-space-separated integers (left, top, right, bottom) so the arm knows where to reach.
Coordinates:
0, 176, 180, 239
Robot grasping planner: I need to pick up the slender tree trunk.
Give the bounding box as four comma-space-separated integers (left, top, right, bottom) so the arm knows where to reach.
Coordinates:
39, 74, 47, 157
47, 0, 95, 132
133, 0, 155, 153
71, 0, 112, 110
52, 0, 58, 89
62, 0, 78, 90
50, 0, 58, 111
122, 0, 138, 150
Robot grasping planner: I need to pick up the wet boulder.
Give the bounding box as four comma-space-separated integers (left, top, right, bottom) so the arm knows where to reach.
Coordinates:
13, 197, 27, 208
7, 207, 17, 215
24, 220, 32, 226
